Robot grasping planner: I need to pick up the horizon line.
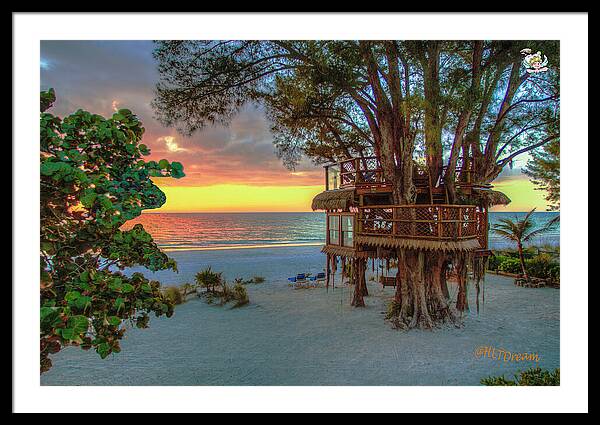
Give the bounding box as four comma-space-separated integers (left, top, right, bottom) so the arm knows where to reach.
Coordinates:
142, 210, 559, 214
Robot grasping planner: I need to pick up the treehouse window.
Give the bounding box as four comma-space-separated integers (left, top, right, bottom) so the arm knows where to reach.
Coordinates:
328, 215, 340, 245
327, 165, 340, 190
341, 215, 354, 247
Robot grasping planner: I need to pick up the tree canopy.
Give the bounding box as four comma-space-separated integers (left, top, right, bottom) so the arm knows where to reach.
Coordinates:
524, 138, 560, 211
153, 40, 559, 204
151, 40, 560, 328
40, 89, 184, 373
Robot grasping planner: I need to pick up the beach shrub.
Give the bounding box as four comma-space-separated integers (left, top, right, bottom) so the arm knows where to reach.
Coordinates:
163, 286, 184, 305
232, 275, 265, 285
200, 278, 250, 308
496, 249, 536, 260
488, 255, 509, 271
526, 254, 559, 280
490, 252, 559, 281
179, 283, 197, 299
39, 90, 184, 373
232, 283, 249, 308
195, 267, 222, 292
498, 257, 523, 275
481, 367, 559, 386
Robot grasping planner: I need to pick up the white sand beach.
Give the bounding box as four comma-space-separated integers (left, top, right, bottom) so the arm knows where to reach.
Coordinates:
41, 245, 559, 386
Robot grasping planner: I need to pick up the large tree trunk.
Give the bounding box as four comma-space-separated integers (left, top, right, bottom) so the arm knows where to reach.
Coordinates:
390, 249, 458, 329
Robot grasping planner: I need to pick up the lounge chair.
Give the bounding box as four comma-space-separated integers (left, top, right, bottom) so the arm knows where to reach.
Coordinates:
309, 272, 326, 285
288, 273, 308, 287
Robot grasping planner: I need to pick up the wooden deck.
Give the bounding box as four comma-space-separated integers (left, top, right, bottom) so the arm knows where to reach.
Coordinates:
357, 204, 481, 241
323, 204, 487, 255
324, 156, 491, 196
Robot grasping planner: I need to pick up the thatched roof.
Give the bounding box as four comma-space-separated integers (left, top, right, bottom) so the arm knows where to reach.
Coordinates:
311, 188, 355, 211
321, 245, 378, 259
321, 245, 358, 258
472, 189, 511, 207
354, 235, 481, 252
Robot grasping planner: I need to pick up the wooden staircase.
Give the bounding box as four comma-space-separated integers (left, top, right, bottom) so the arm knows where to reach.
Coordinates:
430, 187, 448, 204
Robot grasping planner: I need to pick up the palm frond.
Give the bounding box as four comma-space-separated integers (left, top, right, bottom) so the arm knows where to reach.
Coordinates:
547, 214, 560, 228
491, 228, 518, 241
523, 226, 551, 242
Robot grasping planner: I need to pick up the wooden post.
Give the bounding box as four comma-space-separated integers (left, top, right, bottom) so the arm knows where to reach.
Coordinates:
352, 214, 357, 249
326, 212, 329, 245
437, 206, 442, 239
458, 206, 462, 239
483, 207, 489, 249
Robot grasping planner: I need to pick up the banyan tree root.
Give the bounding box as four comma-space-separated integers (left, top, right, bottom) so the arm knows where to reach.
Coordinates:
360, 263, 369, 297
351, 258, 367, 307
454, 252, 469, 313
472, 255, 488, 314
388, 249, 462, 330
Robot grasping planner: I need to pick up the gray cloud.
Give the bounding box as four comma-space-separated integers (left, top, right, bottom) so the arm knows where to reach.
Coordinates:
40, 40, 322, 186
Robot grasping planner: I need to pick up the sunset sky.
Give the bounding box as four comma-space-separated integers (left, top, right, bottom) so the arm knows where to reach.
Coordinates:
40, 40, 551, 213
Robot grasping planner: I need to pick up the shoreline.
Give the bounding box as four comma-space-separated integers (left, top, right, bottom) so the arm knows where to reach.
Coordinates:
161, 241, 324, 252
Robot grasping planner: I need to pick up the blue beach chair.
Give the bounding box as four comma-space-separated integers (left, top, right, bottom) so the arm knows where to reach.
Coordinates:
288, 273, 308, 287
309, 272, 326, 286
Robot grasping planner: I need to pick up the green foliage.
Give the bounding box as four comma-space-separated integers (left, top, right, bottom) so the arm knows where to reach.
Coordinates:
491, 210, 555, 278
525, 254, 560, 281
489, 251, 559, 280
163, 286, 184, 305
233, 275, 266, 285
498, 257, 523, 275
40, 90, 185, 373
487, 254, 506, 271
194, 268, 250, 308
481, 367, 559, 386
524, 139, 560, 211
491, 209, 552, 247
231, 283, 249, 308
194, 267, 222, 292
179, 282, 197, 299
152, 40, 559, 184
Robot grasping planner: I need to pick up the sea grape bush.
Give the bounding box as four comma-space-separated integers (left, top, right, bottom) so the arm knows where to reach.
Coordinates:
40, 89, 185, 373
488, 252, 559, 281
481, 367, 560, 386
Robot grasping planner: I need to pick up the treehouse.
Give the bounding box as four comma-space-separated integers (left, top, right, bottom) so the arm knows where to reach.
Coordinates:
311, 155, 511, 295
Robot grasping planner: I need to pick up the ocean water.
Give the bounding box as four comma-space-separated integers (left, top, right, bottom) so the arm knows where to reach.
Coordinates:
487, 211, 560, 249
123, 211, 559, 251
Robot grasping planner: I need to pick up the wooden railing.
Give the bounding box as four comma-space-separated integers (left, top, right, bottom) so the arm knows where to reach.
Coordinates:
325, 155, 494, 192
338, 156, 386, 188
357, 204, 481, 241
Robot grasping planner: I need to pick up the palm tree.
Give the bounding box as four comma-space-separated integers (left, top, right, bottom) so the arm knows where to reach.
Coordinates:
194, 266, 222, 293
491, 209, 551, 280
